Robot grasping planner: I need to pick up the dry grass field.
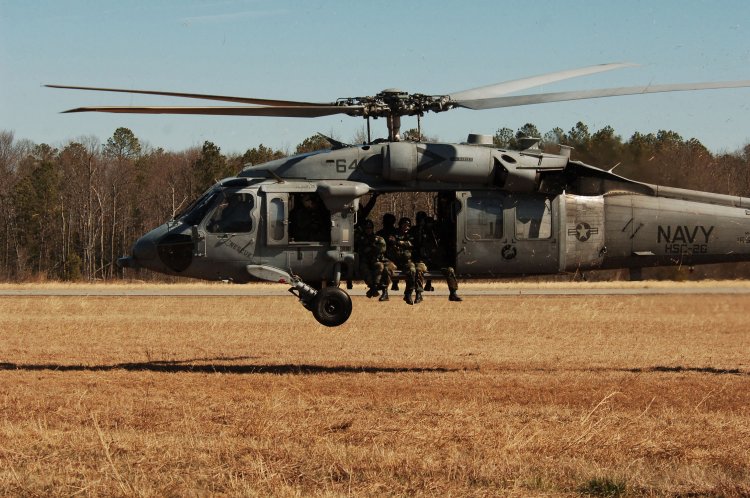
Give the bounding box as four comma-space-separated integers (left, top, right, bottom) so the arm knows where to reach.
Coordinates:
0, 283, 749, 496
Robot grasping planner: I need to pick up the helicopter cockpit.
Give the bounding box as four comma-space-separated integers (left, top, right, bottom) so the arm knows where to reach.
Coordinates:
119, 179, 261, 279
205, 192, 254, 234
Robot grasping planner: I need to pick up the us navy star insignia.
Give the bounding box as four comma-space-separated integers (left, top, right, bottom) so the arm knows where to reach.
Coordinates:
568, 222, 599, 242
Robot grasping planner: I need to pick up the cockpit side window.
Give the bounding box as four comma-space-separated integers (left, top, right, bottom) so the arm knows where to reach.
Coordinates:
269, 197, 285, 241
206, 192, 254, 233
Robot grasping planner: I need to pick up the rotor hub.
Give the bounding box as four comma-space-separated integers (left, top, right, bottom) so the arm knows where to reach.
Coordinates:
338, 91, 453, 120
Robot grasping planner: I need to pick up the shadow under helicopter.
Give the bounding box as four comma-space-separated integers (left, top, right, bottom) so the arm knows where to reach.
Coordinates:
622, 366, 746, 376
0, 358, 460, 375
0, 360, 744, 376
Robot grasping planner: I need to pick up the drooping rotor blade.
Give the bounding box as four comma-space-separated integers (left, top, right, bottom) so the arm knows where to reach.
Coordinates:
454, 80, 750, 110
46, 84, 332, 107
447, 62, 637, 101
61, 105, 364, 117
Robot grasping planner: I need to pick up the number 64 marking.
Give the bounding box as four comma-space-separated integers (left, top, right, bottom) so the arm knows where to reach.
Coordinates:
329, 159, 359, 173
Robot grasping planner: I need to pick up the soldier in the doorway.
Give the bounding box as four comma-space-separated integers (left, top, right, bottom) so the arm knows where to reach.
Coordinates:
348, 193, 380, 289
431, 193, 463, 301
414, 211, 462, 302
290, 193, 330, 242
355, 218, 394, 301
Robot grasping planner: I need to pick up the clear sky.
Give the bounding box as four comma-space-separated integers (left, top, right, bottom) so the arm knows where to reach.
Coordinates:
2, 0, 750, 156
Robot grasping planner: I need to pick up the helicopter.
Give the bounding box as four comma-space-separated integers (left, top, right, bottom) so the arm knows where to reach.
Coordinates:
47, 62, 750, 326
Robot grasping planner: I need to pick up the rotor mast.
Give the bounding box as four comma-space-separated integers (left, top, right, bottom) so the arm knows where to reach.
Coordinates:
352, 88, 446, 142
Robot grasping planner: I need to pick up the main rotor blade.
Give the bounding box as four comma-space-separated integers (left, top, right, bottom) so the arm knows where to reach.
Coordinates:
61, 105, 364, 117
447, 62, 637, 101
46, 84, 332, 107
454, 80, 750, 110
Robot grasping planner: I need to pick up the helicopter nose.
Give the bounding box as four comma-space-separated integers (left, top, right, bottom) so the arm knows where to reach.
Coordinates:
132, 235, 158, 264
117, 233, 159, 270
127, 224, 172, 271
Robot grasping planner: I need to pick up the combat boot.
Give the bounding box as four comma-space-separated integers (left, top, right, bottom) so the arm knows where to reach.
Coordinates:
366, 287, 379, 298
414, 291, 423, 304
449, 290, 463, 302
403, 291, 413, 305
424, 280, 434, 291
378, 287, 389, 301
391, 281, 400, 291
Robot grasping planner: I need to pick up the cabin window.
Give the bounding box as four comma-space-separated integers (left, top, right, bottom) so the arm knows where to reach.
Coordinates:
206, 192, 254, 233
465, 196, 503, 240
515, 197, 552, 239
268, 197, 286, 241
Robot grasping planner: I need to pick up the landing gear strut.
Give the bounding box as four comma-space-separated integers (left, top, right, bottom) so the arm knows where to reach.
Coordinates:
288, 277, 352, 326
246, 265, 353, 327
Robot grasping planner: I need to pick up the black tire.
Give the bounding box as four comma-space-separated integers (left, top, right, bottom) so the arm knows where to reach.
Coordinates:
311, 287, 352, 327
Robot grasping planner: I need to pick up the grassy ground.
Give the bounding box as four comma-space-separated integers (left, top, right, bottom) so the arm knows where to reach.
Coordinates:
2, 278, 750, 290
0, 285, 748, 496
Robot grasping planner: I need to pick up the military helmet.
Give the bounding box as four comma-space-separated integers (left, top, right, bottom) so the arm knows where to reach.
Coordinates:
398, 217, 412, 227
382, 213, 396, 226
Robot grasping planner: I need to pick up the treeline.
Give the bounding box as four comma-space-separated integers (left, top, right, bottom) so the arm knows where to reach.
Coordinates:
494, 122, 750, 194
0, 123, 748, 282
0, 128, 330, 282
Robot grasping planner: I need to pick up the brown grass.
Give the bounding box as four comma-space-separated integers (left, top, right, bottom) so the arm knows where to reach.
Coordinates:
2, 278, 750, 290
0, 285, 749, 496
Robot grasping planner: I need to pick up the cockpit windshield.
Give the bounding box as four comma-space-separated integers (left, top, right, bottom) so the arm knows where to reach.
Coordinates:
177, 187, 220, 225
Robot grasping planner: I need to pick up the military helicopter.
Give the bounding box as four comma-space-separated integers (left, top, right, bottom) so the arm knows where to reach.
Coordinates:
47, 63, 750, 326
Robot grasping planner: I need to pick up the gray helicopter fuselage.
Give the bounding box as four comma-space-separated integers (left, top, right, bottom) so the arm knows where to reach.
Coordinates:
122, 140, 750, 286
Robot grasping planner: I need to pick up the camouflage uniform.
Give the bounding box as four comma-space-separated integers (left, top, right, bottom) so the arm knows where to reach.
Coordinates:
387, 217, 426, 305
355, 220, 395, 301
414, 216, 462, 301
376, 213, 400, 291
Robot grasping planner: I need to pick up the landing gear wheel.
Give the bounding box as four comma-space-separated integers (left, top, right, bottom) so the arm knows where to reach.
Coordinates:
311, 287, 352, 327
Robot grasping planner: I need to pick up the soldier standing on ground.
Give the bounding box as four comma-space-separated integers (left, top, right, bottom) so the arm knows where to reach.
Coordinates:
414, 212, 462, 302
413, 211, 434, 291
387, 217, 426, 305
377, 213, 401, 292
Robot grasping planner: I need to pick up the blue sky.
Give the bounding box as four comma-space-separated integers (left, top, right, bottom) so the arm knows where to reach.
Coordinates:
2, 0, 750, 155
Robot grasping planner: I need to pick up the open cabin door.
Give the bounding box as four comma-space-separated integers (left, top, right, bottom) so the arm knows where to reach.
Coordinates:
256, 187, 338, 283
